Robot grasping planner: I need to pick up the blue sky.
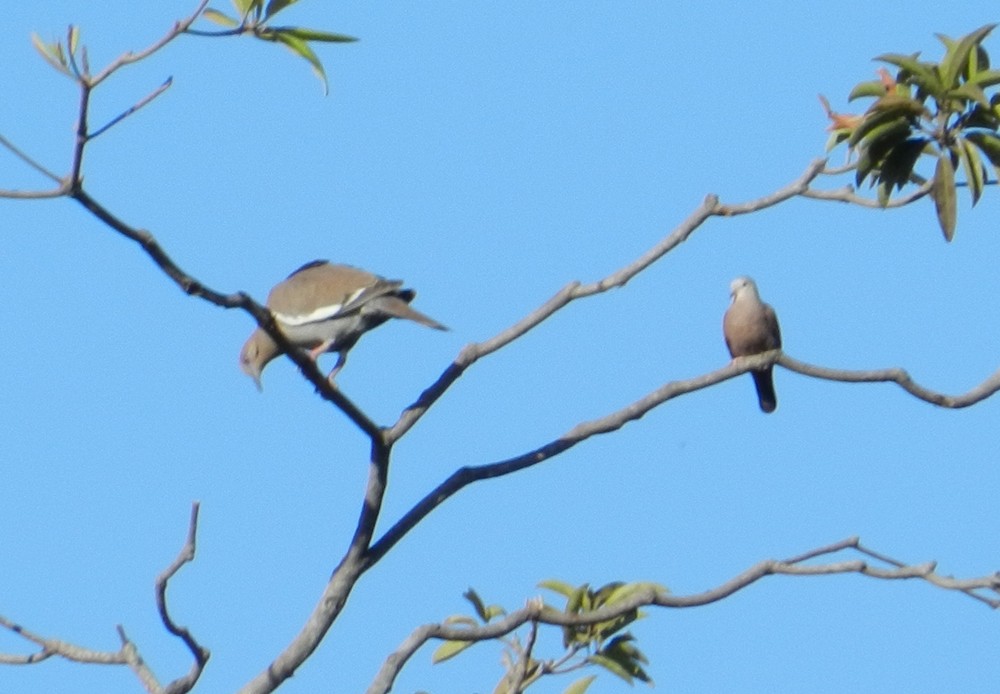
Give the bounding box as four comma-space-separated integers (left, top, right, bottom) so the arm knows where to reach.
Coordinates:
3, 2, 1000, 693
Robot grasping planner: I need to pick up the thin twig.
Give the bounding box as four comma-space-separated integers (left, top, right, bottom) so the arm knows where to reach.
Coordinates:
0, 615, 132, 666
116, 626, 162, 694
155, 503, 210, 694
88, 77, 174, 141
0, 133, 63, 184
801, 180, 933, 208
507, 619, 539, 693
89, 0, 211, 87
778, 354, 1000, 408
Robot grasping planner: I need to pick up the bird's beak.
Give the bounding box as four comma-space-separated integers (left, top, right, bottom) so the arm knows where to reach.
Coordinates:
252, 374, 263, 392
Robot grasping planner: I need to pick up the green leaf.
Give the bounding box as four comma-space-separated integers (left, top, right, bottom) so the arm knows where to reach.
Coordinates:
945, 82, 991, 110
563, 675, 597, 694
272, 30, 329, 94
824, 130, 851, 152
967, 68, 1000, 88
595, 609, 638, 642
602, 582, 640, 606
875, 53, 943, 96
592, 582, 626, 607
878, 137, 930, 193
600, 581, 667, 608
848, 80, 889, 101
932, 152, 957, 241
962, 104, 1000, 129
940, 24, 996, 89
566, 584, 589, 614
275, 26, 359, 43
958, 137, 986, 205
231, 0, 261, 18
848, 97, 924, 148
966, 131, 1000, 169
432, 639, 473, 664
265, 0, 298, 19
463, 588, 488, 622
461, 588, 504, 623
587, 653, 635, 685
876, 179, 891, 207
865, 93, 928, 116
67, 25, 79, 56
539, 579, 577, 599
202, 8, 240, 27
858, 116, 912, 156
598, 635, 653, 684
30, 33, 71, 76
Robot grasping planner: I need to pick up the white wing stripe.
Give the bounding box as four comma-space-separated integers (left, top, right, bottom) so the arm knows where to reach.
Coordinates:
274, 302, 345, 326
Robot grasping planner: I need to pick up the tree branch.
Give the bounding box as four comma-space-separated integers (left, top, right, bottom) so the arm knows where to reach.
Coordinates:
88, 1, 211, 87
370, 347, 1000, 565
779, 354, 1000, 407
0, 504, 220, 693
156, 502, 210, 694
88, 77, 174, 141
0, 133, 63, 185
0, 615, 127, 666
69, 188, 384, 435
801, 179, 933, 208
365, 536, 1000, 694
236, 439, 393, 694
388, 157, 832, 443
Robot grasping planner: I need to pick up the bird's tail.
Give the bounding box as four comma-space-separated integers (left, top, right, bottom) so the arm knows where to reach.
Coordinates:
752, 368, 777, 413
371, 295, 448, 331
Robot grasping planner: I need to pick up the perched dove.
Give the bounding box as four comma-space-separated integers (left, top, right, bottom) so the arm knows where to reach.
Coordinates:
239, 260, 447, 389
722, 276, 782, 413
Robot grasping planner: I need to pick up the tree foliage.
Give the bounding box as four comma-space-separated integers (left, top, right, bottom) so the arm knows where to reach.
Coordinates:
822, 23, 1000, 240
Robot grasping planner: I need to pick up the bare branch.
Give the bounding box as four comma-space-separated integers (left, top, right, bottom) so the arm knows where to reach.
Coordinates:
0, 613, 132, 665
506, 619, 539, 694
779, 354, 1000, 408
801, 179, 933, 208
0, 185, 70, 199
88, 1, 211, 87
236, 441, 392, 694
0, 505, 220, 694
372, 347, 1000, 565
366, 538, 1000, 694
156, 503, 209, 694
0, 133, 63, 186
88, 77, 174, 141
388, 158, 831, 443
69, 81, 92, 186
116, 625, 163, 694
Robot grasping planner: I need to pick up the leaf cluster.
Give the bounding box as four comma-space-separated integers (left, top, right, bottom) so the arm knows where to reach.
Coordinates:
433, 582, 665, 694
201, 0, 357, 93
31, 26, 88, 81
824, 24, 1000, 240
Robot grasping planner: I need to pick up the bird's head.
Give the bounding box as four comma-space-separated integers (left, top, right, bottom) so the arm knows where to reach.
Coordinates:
729, 276, 758, 300
239, 328, 281, 391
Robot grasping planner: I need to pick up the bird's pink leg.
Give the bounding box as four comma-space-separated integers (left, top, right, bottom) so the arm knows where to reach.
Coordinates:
325, 352, 347, 386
